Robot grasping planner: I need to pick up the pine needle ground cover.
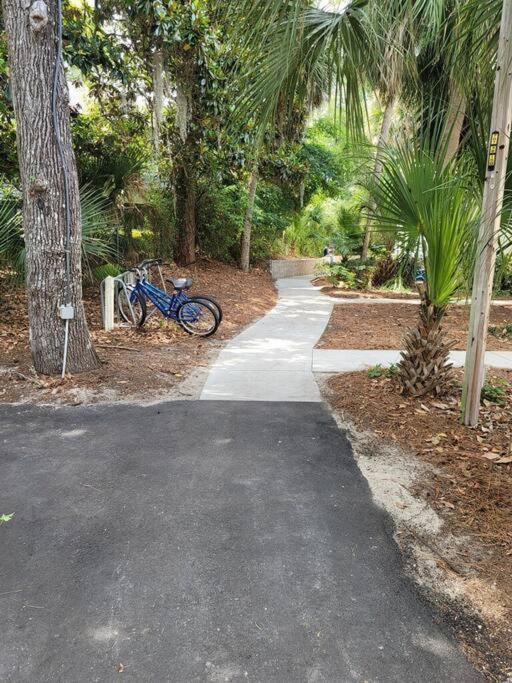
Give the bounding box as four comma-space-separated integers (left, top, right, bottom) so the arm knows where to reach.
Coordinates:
316, 303, 512, 351
0, 260, 277, 404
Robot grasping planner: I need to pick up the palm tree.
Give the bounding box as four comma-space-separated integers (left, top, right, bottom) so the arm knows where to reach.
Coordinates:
367, 134, 480, 396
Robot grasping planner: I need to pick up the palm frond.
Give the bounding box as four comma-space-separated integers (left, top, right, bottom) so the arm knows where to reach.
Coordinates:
365, 136, 480, 307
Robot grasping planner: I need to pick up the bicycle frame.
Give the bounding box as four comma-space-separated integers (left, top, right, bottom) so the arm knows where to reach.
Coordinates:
131, 278, 190, 320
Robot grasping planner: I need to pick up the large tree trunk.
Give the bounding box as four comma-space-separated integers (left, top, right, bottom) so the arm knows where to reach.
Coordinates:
442, 81, 466, 168
361, 95, 396, 261
240, 162, 258, 273
173, 61, 197, 266
175, 164, 196, 266
3, 0, 99, 375
152, 43, 164, 155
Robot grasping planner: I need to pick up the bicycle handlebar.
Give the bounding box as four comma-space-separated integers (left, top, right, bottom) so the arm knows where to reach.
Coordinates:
138, 258, 162, 269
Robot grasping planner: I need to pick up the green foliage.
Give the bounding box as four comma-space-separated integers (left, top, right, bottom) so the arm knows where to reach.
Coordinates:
0, 183, 23, 272
0, 181, 117, 278
481, 378, 508, 406
279, 193, 361, 258
92, 263, 124, 282
488, 323, 512, 339
367, 364, 383, 379
72, 110, 149, 198
366, 136, 480, 307
0, 513, 14, 524
320, 260, 374, 290
321, 263, 357, 288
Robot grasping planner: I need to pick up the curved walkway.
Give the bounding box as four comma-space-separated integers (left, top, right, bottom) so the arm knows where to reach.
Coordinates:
201, 276, 512, 399
201, 276, 334, 401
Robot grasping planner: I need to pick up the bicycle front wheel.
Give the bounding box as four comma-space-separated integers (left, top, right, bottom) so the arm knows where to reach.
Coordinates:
176, 297, 219, 337
118, 285, 147, 327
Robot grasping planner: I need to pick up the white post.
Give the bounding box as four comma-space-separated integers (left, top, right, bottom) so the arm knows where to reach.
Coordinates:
462, 0, 512, 426
103, 276, 115, 332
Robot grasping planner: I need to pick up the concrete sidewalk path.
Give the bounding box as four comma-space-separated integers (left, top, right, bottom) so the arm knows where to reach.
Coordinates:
201, 277, 334, 401
201, 276, 512, 398
0, 401, 481, 682
314, 348, 512, 373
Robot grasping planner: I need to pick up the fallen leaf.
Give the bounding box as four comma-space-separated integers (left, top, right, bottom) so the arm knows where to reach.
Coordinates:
481, 452, 500, 461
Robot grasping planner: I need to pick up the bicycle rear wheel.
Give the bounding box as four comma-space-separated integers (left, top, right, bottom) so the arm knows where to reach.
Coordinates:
118, 285, 147, 327
193, 294, 223, 323
176, 297, 219, 337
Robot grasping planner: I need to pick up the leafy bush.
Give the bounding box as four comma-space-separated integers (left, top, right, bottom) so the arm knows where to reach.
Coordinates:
488, 323, 512, 339
481, 378, 509, 405
320, 260, 374, 290
367, 364, 384, 378
92, 263, 123, 282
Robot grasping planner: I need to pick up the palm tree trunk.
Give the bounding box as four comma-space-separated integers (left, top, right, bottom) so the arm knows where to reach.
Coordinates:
240, 161, 258, 273
152, 43, 165, 156
398, 297, 453, 396
3, 0, 99, 375
361, 95, 396, 261
442, 81, 466, 168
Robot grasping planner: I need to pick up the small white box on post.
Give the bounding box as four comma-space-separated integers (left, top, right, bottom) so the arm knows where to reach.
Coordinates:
103, 275, 115, 331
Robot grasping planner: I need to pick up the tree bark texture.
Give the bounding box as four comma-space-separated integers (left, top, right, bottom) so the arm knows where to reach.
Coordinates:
361, 95, 396, 261
442, 82, 466, 168
3, 0, 99, 374
175, 163, 197, 266
240, 162, 258, 273
152, 44, 164, 155
173, 59, 197, 266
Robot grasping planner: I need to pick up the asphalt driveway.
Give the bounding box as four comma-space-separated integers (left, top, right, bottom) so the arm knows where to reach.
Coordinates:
0, 401, 480, 682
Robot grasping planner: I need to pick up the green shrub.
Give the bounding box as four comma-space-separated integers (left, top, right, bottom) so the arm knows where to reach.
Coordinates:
367, 364, 384, 378
481, 378, 509, 405
92, 263, 123, 282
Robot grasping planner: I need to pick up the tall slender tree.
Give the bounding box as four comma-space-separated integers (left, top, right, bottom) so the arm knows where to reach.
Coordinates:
2, 0, 99, 374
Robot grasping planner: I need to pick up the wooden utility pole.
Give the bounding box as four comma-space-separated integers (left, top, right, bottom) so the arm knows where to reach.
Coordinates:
462, 0, 512, 426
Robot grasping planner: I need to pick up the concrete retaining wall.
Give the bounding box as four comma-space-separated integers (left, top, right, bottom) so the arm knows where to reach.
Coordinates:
270, 258, 322, 280
269, 257, 341, 280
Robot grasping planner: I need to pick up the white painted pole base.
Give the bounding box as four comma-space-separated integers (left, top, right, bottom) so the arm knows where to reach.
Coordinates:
103, 276, 115, 331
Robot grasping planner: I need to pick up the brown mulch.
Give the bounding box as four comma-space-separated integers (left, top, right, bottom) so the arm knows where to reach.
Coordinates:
326, 369, 512, 679
0, 259, 277, 404
312, 277, 421, 300
321, 285, 421, 300
317, 303, 512, 351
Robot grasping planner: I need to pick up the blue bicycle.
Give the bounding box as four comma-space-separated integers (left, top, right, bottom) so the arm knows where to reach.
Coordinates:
118, 259, 222, 337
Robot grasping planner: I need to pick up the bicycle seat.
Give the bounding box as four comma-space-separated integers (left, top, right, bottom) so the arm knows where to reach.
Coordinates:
167, 277, 193, 291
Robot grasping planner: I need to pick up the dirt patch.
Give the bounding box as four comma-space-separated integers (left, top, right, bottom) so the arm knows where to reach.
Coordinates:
0, 259, 276, 404
321, 370, 512, 680
317, 303, 512, 351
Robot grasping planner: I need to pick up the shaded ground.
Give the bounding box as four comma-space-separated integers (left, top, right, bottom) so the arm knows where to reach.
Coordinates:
324, 369, 512, 680
319, 285, 420, 300
0, 260, 276, 404
0, 400, 480, 682
317, 303, 512, 351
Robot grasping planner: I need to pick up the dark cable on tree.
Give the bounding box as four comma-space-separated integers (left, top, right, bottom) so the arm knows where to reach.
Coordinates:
52, 0, 74, 377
